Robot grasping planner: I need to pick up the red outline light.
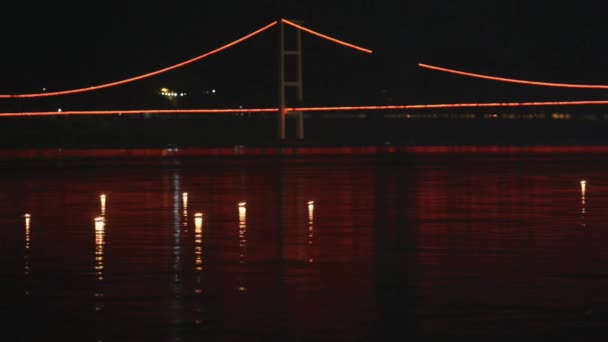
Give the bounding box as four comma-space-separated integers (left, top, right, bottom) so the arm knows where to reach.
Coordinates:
0, 20, 373, 99
0, 108, 277, 117
292, 100, 608, 111
0, 21, 278, 99
419, 63, 608, 89
281, 19, 372, 54
2, 100, 608, 117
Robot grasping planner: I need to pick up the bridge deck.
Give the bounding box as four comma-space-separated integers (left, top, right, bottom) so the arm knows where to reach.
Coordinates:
1, 114, 607, 148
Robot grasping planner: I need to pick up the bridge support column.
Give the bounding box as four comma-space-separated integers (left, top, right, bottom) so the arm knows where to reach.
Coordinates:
278, 21, 286, 140
278, 19, 304, 141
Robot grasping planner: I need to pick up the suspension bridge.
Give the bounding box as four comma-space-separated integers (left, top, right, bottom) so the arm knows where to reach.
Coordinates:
2, 18, 608, 144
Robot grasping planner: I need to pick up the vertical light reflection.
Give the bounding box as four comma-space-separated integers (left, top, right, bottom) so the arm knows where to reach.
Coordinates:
182, 192, 189, 224
93, 216, 106, 316
24, 213, 31, 280
170, 167, 184, 333
94, 192, 107, 315
581, 180, 587, 228
194, 213, 204, 272
24, 213, 31, 250
100, 193, 107, 217
193, 212, 204, 325
172, 171, 182, 282
238, 202, 247, 264
581, 180, 587, 202
238, 202, 247, 292
94, 216, 106, 282
307, 201, 314, 263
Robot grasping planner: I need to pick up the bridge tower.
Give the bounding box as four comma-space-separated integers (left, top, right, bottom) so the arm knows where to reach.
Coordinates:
278, 19, 304, 141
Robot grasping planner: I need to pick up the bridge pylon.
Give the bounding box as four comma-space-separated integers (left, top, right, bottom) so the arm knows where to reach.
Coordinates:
278, 19, 304, 141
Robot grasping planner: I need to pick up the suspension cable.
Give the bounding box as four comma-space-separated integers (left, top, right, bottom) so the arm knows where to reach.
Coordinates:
419, 63, 608, 89
281, 19, 372, 54
0, 21, 278, 98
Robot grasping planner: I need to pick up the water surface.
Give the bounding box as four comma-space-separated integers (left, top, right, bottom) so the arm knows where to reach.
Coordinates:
2, 149, 608, 340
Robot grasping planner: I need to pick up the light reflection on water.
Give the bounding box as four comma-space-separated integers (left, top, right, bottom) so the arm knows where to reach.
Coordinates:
194, 213, 203, 272
23, 213, 31, 299
308, 200, 314, 263
100, 193, 107, 217
3, 150, 608, 339
24, 214, 31, 278
193, 211, 204, 327
581, 180, 587, 228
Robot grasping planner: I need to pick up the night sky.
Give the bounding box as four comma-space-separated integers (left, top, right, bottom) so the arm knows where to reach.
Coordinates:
1, 1, 607, 111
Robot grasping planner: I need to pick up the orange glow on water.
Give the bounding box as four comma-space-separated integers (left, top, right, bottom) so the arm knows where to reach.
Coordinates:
281, 19, 372, 54
308, 201, 314, 262
307, 200, 314, 223
194, 212, 203, 232
24, 214, 31, 250
99, 193, 107, 216
581, 180, 587, 196
194, 212, 203, 271
238, 202, 246, 264
24, 213, 31, 277
0, 21, 278, 99
580, 180, 587, 228
94, 216, 105, 281
581, 179, 587, 206
419, 63, 608, 89
182, 192, 189, 219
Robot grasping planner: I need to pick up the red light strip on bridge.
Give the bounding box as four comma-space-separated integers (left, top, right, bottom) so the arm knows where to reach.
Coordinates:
293, 100, 608, 111
0, 21, 278, 99
419, 63, 608, 89
0, 108, 277, 117
281, 19, 372, 54
2, 100, 608, 117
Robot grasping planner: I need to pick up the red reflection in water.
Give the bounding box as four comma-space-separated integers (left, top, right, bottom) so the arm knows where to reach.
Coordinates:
412, 153, 608, 336
3, 150, 608, 339
0, 154, 377, 340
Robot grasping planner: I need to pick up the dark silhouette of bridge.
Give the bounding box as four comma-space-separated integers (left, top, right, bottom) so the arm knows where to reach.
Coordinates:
2, 19, 608, 143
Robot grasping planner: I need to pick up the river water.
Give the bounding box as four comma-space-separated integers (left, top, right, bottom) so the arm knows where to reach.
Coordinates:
2, 148, 608, 340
